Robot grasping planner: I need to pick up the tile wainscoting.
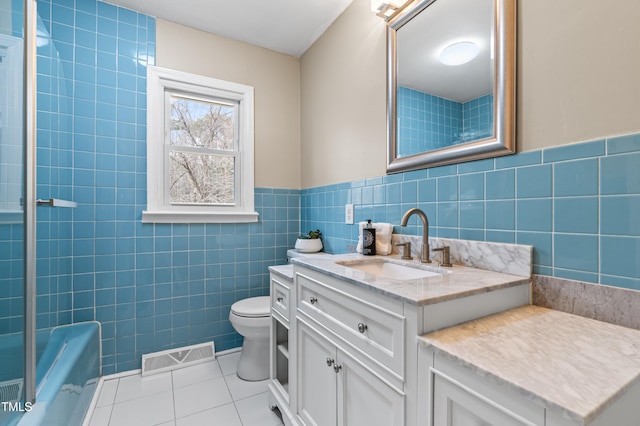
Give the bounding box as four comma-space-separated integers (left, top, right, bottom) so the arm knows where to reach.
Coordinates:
301, 132, 640, 291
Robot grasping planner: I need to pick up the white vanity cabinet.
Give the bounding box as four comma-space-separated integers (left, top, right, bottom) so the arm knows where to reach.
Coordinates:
419, 346, 640, 426
292, 264, 529, 426
297, 317, 404, 426
269, 254, 532, 426
268, 269, 295, 425
417, 306, 640, 426
295, 271, 406, 426
420, 349, 545, 426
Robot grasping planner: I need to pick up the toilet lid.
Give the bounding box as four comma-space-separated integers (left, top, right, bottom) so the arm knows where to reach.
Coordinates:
231, 296, 270, 318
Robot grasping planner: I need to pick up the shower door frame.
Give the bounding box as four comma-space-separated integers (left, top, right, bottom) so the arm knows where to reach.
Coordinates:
23, 0, 37, 404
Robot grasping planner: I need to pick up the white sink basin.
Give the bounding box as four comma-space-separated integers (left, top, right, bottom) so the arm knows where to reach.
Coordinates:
336, 259, 445, 280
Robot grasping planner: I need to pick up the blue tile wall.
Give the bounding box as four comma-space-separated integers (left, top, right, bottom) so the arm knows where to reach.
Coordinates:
0, 224, 24, 335
36, 0, 300, 375
0, 1, 25, 336
397, 86, 462, 155
6, 0, 22, 37
301, 132, 640, 291
396, 87, 493, 156
461, 94, 493, 142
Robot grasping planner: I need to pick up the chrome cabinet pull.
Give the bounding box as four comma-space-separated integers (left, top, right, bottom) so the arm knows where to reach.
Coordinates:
326, 357, 335, 367
333, 364, 342, 373
357, 323, 368, 333
310, 296, 318, 305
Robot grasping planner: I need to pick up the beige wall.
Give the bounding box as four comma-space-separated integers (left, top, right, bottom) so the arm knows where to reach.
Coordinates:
156, 0, 640, 190
300, 0, 640, 188
300, 0, 387, 188
156, 20, 301, 189
518, 0, 640, 151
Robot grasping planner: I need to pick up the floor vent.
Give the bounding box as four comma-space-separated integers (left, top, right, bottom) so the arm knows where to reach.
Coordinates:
141, 341, 215, 377
0, 379, 23, 403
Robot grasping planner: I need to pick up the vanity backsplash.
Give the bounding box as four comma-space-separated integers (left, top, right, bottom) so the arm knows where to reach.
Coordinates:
392, 235, 532, 277
533, 275, 640, 331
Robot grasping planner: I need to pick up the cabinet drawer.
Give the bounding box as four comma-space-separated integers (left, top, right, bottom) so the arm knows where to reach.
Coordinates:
271, 276, 291, 323
297, 271, 405, 378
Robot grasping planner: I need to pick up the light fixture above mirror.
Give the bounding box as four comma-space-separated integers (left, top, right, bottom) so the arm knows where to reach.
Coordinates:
371, 0, 406, 20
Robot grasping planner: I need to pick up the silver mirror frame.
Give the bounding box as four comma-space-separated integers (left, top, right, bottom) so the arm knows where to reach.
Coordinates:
386, 0, 516, 174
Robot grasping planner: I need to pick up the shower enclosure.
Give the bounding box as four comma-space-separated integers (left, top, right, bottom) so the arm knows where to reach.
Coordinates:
0, 0, 29, 423
1, 1, 99, 425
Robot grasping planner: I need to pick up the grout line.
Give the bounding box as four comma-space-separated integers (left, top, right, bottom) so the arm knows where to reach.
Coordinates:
106, 379, 119, 426
170, 369, 177, 424
230, 386, 245, 425
217, 355, 245, 425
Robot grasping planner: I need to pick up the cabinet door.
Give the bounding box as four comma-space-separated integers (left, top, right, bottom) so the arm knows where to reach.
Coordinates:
336, 348, 404, 426
297, 321, 337, 426
433, 373, 536, 426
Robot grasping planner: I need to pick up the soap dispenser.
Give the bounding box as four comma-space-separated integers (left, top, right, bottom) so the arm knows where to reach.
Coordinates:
363, 220, 376, 256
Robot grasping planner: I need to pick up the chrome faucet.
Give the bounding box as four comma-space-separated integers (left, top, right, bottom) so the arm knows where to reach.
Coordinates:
400, 208, 430, 263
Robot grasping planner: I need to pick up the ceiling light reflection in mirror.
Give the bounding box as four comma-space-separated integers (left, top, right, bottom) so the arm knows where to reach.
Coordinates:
438, 41, 479, 66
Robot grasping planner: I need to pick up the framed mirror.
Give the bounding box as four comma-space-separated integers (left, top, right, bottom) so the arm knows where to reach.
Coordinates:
386, 0, 516, 173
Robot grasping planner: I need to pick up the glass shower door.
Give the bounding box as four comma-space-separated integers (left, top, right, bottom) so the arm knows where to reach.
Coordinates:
0, 0, 26, 424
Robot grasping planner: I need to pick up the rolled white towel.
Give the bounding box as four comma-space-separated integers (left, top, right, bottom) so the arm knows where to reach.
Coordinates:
356, 222, 394, 255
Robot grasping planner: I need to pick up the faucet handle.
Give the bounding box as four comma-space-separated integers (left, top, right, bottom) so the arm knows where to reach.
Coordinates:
433, 246, 452, 267
395, 242, 413, 260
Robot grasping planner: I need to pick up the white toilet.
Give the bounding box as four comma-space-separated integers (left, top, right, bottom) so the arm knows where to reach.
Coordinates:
229, 296, 271, 381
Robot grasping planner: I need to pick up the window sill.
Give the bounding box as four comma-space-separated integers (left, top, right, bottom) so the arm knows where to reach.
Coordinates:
141, 210, 259, 224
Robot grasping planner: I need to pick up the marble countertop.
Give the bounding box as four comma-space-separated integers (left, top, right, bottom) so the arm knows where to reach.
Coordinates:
292, 253, 530, 306
418, 305, 640, 424
268, 264, 294, 280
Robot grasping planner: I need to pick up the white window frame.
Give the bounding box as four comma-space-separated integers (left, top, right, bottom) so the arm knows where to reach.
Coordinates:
142, 66, 258, 223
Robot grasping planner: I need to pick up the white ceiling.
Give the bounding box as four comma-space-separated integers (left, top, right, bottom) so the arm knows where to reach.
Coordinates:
104, 0, 491, 101
103, 0, 354, 57
396, 0, 493, 102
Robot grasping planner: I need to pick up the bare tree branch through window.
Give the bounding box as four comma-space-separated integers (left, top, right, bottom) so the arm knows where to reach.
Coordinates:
168, 96, 237, 205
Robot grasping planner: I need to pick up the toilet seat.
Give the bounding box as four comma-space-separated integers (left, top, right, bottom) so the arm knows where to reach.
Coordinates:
231, 296, 270, 318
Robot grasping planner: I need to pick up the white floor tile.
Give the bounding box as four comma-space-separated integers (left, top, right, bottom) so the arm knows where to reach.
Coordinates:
96, 379, 119, 407
114, 371, 173, 403
84, 348, 279, 426
175, 403, 242, 426
88, 405, 112, 426
218, 351, 241, 376
172, 360, 222, 389
235, 392, 283, 426
174, 376, 232, 419
109, 390, 174, 426
224, 372, 269, 401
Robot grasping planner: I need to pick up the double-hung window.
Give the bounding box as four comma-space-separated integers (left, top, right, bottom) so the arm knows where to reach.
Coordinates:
143, 66, 258, 223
